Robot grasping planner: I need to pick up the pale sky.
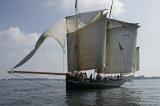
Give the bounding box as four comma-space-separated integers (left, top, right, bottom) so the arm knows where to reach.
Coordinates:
0, 0, 160, 79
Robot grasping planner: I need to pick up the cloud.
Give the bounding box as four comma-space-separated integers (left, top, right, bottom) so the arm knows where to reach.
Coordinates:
0, 27, 38, 49
0, 27, 65, 79
45, 0, 125, 16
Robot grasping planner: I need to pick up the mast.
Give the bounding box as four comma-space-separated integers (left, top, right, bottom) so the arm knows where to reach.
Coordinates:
75, 0, 78, 15
75, 0, 80, 71
105, 0, 114, 74
107, 0, 114, 26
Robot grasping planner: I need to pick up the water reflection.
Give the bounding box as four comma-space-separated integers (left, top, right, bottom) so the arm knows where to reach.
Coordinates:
1, 79, 160, 106
65, 86, 141, 106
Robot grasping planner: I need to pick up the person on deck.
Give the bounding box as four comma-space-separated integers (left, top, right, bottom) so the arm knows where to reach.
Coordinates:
96, 67, 102, 80
96, 74, 101, 80
89, 74, 92, 79
84, 72, 87, 79
117, 75, 120, 80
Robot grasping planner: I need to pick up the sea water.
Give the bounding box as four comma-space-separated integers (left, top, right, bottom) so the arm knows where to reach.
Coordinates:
0, 79, 160, 106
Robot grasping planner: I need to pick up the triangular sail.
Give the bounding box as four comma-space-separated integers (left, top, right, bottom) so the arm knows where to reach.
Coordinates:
13, 35, 47, 69
13, 20, 67, 69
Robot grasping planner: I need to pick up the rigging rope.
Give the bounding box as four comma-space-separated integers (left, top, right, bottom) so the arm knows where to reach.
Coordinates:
10, 73, 51, 87
62, 49, 65, 73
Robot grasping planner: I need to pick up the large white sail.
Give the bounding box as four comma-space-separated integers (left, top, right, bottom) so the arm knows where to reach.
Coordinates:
67, 14, 106, 72
105, 20, 139, 74
13, 20, 67, 69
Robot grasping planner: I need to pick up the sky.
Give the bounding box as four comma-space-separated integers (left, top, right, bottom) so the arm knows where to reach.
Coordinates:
0, 0, 160, 79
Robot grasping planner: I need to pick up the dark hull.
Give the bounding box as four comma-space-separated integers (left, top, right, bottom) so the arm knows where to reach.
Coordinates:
66, 75, 126, 90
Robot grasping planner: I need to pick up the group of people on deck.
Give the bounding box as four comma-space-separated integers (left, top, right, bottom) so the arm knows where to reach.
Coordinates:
67, 71, 121, 82
67, 71, 87, 80
95, 73, 121, 81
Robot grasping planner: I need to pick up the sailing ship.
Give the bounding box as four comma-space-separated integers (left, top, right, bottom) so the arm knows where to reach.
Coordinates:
8, 1, 140, 90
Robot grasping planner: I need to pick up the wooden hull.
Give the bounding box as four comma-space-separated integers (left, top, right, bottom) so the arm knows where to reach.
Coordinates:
66, 75, 126, 90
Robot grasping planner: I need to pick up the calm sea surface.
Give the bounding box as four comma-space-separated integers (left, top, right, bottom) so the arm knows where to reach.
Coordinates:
0, 79, 160, 106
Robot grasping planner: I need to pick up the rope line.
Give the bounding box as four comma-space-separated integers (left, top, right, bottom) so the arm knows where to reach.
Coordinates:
10, 73, 51, 87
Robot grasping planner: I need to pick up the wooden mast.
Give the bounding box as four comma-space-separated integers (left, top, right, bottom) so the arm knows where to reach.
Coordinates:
105, 0, 114, 74
75, 0, 80, 71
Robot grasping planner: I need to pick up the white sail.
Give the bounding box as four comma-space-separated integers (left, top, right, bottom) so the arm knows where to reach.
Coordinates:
43, 20, 67, 49
13, 20, 67, 69
67, 14, 106, 72
13, 35, 46, 69
105, 20, 139, 74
